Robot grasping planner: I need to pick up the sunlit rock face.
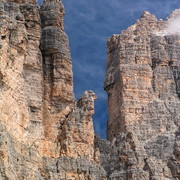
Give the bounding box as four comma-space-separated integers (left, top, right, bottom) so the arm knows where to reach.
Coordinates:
0, 0, 106, 179
102, 10, 180, 179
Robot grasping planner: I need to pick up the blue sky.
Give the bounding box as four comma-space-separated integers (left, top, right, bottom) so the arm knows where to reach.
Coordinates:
38, 0, 179, 138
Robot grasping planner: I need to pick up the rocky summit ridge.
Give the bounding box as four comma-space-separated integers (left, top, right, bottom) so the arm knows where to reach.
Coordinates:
0, 0, 179, 179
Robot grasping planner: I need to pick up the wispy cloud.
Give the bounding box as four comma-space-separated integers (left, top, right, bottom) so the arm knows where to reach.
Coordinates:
166, 11, 180, 34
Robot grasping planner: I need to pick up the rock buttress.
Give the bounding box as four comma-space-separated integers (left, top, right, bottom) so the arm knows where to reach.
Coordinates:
101, 10, 180, 179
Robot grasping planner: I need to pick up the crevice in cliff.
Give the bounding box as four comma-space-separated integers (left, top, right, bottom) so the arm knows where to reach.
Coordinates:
0, 72, 4, 90
171, 66, 180, 98
42, 53, 54, 95
143, 159, 153, 179
151, 70, 156, 93
56, 161, 60, 173
168, 128, 180, 179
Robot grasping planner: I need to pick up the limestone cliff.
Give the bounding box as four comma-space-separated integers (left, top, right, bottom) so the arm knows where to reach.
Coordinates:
102, 10, 180, 179
0, 0, 179, 180
0, 0, 105, 179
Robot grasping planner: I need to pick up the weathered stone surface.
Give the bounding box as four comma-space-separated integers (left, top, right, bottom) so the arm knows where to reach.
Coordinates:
103, 10, 180, 179
0, 0, 106, 179
39, 0, 75, 157
40, 0, 65, 29
0, 0, 43, 149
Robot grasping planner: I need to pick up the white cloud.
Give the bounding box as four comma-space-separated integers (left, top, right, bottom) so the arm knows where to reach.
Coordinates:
166, 12, 180, 34
154, 9, 180, 36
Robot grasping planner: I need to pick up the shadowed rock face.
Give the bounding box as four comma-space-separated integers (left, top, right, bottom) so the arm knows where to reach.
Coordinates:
0, 0, 179, 179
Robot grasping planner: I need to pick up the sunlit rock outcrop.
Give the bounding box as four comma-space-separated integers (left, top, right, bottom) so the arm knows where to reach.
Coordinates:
0, 0, 106, 179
